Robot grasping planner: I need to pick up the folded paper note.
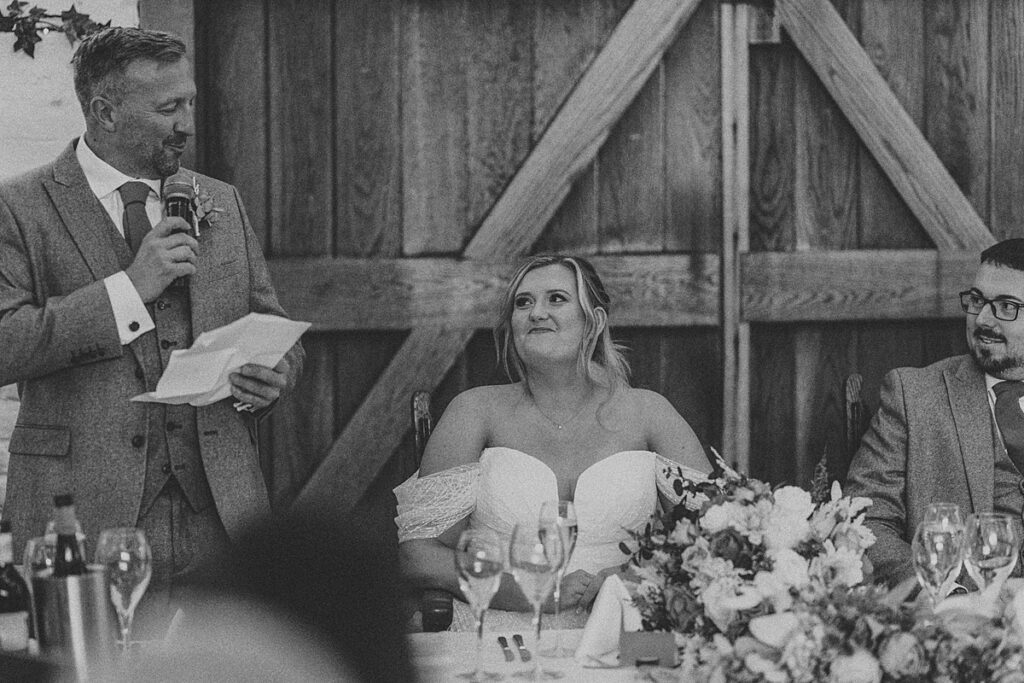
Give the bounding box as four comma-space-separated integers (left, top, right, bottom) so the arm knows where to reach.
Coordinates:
132, 313, 310, 407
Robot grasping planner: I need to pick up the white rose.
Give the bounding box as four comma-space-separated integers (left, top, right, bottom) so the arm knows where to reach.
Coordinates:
764, 513, 811, 550
771, 548, 811, 587
773, 486, 814, 518
701, 503, 732, 533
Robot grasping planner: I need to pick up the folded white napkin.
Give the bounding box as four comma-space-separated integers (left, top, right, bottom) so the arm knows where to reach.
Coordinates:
573, 574, 642, 667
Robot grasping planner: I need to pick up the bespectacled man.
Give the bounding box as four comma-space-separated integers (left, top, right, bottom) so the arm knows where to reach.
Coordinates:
846, 238, 1024, 586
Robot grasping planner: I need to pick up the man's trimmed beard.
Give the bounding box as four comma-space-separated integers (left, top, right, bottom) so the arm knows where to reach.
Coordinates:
970, 341, 1024, 374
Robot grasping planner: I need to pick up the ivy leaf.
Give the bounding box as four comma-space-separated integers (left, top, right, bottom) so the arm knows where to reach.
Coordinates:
28, 5, 45, 18
5, 1, 27, 17
13, 18, 41, 57
0, 15, 14, 31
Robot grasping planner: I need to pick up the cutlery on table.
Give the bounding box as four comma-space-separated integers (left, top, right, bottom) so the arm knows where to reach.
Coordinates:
497, 636, 515, 662
512, 633, 532, 662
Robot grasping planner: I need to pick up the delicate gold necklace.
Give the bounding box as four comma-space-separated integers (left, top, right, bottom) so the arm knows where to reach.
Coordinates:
531, 392, 591, 430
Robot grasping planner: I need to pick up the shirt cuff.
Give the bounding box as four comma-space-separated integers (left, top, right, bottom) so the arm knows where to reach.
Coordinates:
104, 272, 154, 344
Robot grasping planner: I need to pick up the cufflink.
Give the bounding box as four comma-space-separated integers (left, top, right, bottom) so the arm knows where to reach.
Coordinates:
129, 321, 140, 332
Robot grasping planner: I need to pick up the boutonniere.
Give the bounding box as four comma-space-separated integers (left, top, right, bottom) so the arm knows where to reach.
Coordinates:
190, 176, 223, 236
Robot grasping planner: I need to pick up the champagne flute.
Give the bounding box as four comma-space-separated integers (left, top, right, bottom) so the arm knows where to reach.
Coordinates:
911, 522, 962, 612
94, 528, 152, 657
454, 528, 505, 682
508, 523, 564, 680
962, 513, 1019, 597
537, 501, 577, 658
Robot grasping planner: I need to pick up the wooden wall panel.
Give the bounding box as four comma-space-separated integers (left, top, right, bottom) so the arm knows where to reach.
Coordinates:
335, 0, 402, 258
402, 0, 469, 254
990, 1, 1024, 239
466, 1, 534, 233
924, 0, 989, 224
268, 0, 333, 257
598, 71, 665, 252
194, 1, 267, 247
664, 0, 721, 253
857, 0, 927, 249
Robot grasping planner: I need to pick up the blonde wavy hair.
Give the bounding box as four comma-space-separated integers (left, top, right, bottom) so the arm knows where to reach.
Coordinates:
494, 254, 630, 392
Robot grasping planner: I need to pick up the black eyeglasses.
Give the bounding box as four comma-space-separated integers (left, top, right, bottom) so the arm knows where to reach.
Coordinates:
959, 290, 1024, 322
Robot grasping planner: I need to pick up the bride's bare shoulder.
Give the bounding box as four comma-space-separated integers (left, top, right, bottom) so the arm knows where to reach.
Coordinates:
444, 383, 525, 417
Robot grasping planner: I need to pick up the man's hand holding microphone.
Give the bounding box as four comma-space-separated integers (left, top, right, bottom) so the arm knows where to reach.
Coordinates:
125, 217, 198, 302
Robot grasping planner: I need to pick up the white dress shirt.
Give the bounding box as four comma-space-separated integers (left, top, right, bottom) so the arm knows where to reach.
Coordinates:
75, 137, 157, 344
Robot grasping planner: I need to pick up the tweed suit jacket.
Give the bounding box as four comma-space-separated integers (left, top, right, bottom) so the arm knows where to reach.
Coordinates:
0, 141, 304, 553
845, 354, 996, 586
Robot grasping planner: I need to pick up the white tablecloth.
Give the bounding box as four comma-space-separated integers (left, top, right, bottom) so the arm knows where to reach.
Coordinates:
409, 629, 678, 682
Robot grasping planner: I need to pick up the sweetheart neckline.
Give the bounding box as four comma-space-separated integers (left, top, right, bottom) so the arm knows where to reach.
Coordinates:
480, 447, 655, 500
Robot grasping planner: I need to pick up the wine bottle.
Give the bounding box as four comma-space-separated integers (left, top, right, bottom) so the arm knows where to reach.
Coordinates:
0, 520, 30, 652
52, 494, 87, 577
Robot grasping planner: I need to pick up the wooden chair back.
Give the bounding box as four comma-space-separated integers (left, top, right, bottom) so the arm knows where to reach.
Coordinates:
410, 391, 454, 632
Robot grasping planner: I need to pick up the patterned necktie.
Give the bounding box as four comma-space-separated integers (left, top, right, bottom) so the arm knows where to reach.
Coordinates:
118, 181, 152, 256
992, 380, 1024, 474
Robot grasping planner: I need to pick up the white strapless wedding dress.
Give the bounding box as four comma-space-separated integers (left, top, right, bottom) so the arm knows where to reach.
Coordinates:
395, 447, 697, 631
455, 447, 665, 631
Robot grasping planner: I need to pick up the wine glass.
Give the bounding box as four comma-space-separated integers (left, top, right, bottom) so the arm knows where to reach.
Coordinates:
962, 512, 1019, 597
454, 528, 505, 682
921, 503, 965, 595
537, 501, 577, 658
911, 522, 963, 612
94, 528, 152, 657
508, 523, 564, 680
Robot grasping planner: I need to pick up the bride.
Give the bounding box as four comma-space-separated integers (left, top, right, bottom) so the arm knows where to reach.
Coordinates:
395, 254, 710, 631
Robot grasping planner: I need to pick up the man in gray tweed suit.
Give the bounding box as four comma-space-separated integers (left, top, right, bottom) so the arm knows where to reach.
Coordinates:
0, 27, 303, 633
847, 239, 1024, 587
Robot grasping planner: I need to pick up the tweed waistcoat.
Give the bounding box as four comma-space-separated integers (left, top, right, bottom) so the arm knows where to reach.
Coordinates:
109, 228, 213, 516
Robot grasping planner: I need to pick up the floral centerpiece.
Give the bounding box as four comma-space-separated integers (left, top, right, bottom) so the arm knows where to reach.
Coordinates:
623, 455, 1024, 681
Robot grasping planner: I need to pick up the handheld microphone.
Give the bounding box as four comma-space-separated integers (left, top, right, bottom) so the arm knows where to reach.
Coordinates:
162, 171, 197, 289
162, 171, 196, 236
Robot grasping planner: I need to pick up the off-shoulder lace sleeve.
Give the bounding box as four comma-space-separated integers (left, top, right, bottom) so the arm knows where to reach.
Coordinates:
393, 463, 480, 543
654, 453, 709, 508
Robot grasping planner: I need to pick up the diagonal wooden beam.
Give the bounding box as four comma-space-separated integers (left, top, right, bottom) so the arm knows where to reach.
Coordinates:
777, 0, 993, 252
293, 0, 705, 516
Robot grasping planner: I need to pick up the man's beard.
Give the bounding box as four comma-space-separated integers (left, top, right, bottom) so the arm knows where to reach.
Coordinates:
152, 147, 181, 177
970, 330, 1024, 374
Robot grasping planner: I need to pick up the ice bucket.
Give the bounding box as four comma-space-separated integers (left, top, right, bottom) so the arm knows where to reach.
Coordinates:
32, 568, 116, 679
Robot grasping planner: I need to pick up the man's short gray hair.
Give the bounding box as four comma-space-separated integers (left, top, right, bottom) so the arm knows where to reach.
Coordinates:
71, 27, 186, 115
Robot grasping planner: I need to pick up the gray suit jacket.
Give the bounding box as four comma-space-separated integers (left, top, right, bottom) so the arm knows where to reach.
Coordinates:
0, 141, 304, 553
845, 354, 995, 585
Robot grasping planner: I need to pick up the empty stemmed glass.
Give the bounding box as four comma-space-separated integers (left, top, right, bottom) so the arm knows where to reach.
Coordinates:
509, 523, 564, 680
454, 528, 505, 681
921, 503, 965, 596
94, 528, 152, 658
537, 501, 577, 658
963, 512, 1020, 598
911, 521, 963, 612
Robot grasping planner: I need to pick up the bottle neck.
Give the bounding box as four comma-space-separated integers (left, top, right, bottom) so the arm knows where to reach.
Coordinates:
0, 533, 12, 564
54, 506, 78, 536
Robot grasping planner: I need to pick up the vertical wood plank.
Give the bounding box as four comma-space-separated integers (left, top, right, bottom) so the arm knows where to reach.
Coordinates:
335, 0, 402, 257
858, 0, 928, 249
661, 327, 722, 450
466, 0, 535, 232
750, 325, 796, 485
664, 0, 721, 253
267, 0, 333, 257
598, 69, 665, 252
402, 0, 469, 254
533, 0, 602, 253
793, 54, 859, 249
749, 43, 797, 252
194, 0, 268, 247
265, 336, 335, 507
989, 1, 1024, 239
721, 3, 750, 471
924, 0, 989, 226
